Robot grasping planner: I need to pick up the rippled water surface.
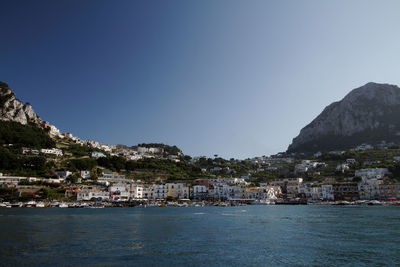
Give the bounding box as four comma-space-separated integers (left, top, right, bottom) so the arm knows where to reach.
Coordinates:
1, 206, 400, 266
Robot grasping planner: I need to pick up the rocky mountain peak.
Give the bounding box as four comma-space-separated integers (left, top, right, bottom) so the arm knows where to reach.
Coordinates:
0, 81, 43, 126
287, 82, 400, 153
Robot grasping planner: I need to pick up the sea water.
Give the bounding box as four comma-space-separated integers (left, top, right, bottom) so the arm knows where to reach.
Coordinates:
0, 206, 399, 266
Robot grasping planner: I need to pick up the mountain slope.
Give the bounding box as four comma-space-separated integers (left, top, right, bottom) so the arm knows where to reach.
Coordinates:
0, 81, 42, 126
287, 82, 400, 153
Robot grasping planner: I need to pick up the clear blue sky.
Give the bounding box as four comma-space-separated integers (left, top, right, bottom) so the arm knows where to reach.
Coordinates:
1, 0, 400, 159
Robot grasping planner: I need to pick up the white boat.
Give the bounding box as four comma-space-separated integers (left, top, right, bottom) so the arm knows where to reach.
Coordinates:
25, 201, 37, 207
50, 202, 60, 207
59, 203, 68, 208
36, 202, 45, 208
0, 202, 11, 208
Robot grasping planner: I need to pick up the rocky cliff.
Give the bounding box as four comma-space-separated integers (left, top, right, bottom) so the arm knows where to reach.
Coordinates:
0, 81, 43, 126
287, 82, 400, 153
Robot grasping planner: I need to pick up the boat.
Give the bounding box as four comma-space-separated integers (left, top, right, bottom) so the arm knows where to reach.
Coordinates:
0, 202, 12, 208
50, 202, 60, 207
59, 203, 68, 208
25, 201, 37, 207
36, 202, 45, 208
10, 202, 23, 208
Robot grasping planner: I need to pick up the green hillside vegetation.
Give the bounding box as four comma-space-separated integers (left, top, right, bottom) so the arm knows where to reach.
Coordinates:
0, 121, 55, 148
0, 147, 55, 177
61, 155, 259, 181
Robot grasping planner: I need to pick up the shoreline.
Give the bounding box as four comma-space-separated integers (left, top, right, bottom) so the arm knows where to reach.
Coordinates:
1, 199, 399, 208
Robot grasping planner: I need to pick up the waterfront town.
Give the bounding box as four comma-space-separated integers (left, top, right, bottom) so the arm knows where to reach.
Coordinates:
0, 167, 398, 208
2, 119, 400, 207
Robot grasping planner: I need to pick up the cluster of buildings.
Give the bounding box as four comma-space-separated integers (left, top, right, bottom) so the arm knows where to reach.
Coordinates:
294, 160, 327, 174
21, 147, 63, 157
64, 168, 400, 202
61, 174, 281, 202
2, 166, 400, 203
336, 158, 356, 172
296, 168, 398, 201
109, 145, 169, 161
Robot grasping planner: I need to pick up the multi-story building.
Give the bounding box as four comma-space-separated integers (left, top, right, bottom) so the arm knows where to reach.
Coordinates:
142, 185, 154, 199
77, 186, 110, 201
358, 179, 383, 200
333, 182, 359, 201
153, 184, 167, 199
193, 179, 210, 188
311, 185, 334, 201
166, 183, 190, 199
355, 168, 389, 181
192, 185, 207, 200
379, 184, 400, 200
270, 178, 303, 198
40, 148, 63, 156
210, 178, 248, 186
80, 170, 91, 179
245, 186, 281, 200
109, 184, 130, 201
208, 184, 245, 200
129, 184, 144, 199
298, 183, 315, 199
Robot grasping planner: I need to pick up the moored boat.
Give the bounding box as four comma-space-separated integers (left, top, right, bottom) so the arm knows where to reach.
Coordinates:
36, 202, 45, 208
0, 202, 12, 208
59, 203, 68, 208
11, 202, 23, 208
25, 201, 37, 207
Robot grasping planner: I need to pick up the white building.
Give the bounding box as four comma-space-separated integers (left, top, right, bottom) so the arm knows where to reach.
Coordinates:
346, 159, 356, 164
209, 185, 245, 200
40, 148, 63, 156
246, 186, 281, 200
298, 183, 314, 198
77, 188, 110, 201
295, 164, 308, 173
129, 184, 144, 199
142, 185, 154, 199
80, 170, 91, 179
153, 184, 167, 199
355, 168, 389, 181
210, 178, 248, 186
109, 184, 130, 201
0, 175, 41, 185
336, 164, 350, 171
353, 143, 373, 151
313, 185, 334, 201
